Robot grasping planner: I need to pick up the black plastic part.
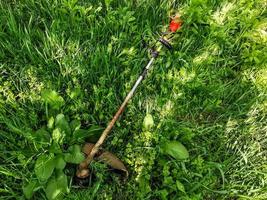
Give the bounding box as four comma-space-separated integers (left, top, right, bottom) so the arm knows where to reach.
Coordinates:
151, 49, 159, 58
73, 176, 90, 188
159, 38, 173, 50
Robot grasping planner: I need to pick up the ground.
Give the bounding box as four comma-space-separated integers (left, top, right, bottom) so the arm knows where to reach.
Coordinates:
0, 0, 266, 199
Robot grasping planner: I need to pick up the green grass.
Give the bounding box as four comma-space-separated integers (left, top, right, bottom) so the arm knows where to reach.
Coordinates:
0, 0, 266, 199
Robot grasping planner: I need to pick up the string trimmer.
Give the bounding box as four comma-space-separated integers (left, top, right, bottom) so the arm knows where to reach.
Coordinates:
76, 14, 182, 184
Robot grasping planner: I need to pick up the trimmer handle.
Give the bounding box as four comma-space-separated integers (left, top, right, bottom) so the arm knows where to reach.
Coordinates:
159, 37, 173, 50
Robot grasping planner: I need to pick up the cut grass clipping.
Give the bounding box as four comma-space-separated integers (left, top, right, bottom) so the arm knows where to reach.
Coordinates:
0, 0, 266, 200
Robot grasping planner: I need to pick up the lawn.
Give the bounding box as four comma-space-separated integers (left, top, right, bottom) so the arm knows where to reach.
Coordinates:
0, 0, 266, 199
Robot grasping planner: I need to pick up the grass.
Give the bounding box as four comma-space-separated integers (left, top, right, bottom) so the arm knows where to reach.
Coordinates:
0, 0, 266, 199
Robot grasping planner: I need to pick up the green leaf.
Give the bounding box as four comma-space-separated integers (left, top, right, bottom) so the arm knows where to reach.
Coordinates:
64, 145, 85, 164
176, 180, 186, 193
45, 171, 68, 200
105, 0, 112, 7
161, 141, 189, 160
55, 114, 71, 136
23, 180, 38, 199
47, 117, 54, 129
159, 189, 168, 200
52, 128, 64, 144
69, 87, 81, 99
72, 129, 89, 143
70, 119, 81, 132
55, 155, 66, 170
34, 128, 51, 148
41, 90, 64, 110
45, 179, 62, 200
34, 154, 55, 182
49, 142, 62, 154
73, 126, 103, 143
143, 114, 154, 131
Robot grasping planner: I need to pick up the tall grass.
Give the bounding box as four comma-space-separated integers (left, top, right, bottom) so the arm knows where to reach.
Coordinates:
0, 0, 266, 199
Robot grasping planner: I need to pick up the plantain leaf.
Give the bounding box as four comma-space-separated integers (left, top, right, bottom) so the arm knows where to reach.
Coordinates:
52, 128, 64, 144
70, 119, 81, 132
64, 145, 85, 164
41, 90, 64, 110
49, 142, 62, 154
55, 155, 66, 170
45, 171, 69, 200
55, 114, 71, 136
73, 125, 103, 143
34, 128, 50, 148
34, 154, 55, 182
23, 180, 38, 199
161, 141, 189, 160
